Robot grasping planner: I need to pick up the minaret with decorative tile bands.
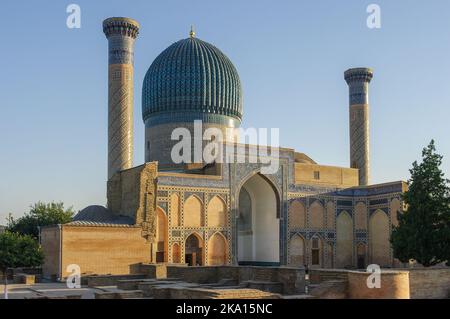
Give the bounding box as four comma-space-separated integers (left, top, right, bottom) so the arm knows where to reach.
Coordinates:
103, 17, 140, 180
345, 68, 373, 186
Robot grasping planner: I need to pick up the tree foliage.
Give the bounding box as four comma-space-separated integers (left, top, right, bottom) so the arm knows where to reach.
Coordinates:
0, 231, 44, 274
6, 202, 74, 238
391, 140, 450, 267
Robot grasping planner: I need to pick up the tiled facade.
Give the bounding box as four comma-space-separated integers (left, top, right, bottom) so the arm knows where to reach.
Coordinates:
100, 147, 405, 271
40, 17, 407, 278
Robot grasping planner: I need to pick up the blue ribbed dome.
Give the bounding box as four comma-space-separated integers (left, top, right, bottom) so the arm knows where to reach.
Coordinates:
142, 37, 243, 124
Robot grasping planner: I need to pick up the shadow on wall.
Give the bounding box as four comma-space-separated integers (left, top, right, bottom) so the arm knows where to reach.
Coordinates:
287, 187, 403, 270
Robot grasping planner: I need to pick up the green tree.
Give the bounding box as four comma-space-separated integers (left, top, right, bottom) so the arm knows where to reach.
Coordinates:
391, 140, 450, 267
0, 231, 44, 298
6, 202, 74, 239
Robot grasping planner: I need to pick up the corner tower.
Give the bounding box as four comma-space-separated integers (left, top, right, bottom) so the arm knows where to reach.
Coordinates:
103, 17, 140, 180
344, 68, 373, 186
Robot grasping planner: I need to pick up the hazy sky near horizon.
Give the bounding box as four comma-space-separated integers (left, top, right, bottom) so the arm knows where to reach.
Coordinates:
1, 0, 450, 222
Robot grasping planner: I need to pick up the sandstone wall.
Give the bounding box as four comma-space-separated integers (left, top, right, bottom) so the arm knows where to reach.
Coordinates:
41, 226, 61, 280
347, 270, 410, 299
406, 268, 450, 299
166, 265, 305, 295
294, 163, 359, 187
60, 226, 151, 278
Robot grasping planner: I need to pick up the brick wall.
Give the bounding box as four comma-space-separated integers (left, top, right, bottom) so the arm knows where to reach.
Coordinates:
166, 265, 305, 295
41, 226, 61, 279
310, 268, 450, 299
60, 225, 151, 278
309, 269, 349, 284
406, 268, 450, 299
347, 271, 410, 299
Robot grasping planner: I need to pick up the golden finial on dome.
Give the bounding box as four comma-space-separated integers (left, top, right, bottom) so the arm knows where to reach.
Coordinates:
189, 25, 196, 38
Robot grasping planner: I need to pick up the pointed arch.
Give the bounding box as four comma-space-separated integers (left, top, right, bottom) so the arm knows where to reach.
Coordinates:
207, 232, 228, 265
288, 234, 305, 266
369, 209, 390, 267
336, 211, 353, 268
289, 200, 306, 228
207, 195, 227, 227
237, 172, 280, 264
236, 171, 281, 217
185, 232, 204, 266
156, 206, 168, 263
309, 201, 324, 229
184, 195, 203, 227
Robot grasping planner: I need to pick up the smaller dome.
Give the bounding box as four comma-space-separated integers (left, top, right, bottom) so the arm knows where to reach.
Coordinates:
72, 205, 134, 225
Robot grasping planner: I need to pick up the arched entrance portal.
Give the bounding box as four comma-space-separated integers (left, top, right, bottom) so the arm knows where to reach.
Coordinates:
237, 173, 280, 265
185, 233, 203, 266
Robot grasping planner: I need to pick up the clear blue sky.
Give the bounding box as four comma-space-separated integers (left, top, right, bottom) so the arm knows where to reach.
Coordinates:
1, 0, 450, 221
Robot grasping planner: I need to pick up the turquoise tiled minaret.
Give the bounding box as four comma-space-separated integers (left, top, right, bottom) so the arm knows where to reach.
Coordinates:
345, 68, 373, 186
103, 17, 140, 180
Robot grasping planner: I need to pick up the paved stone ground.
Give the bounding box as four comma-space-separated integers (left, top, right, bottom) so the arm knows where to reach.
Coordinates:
0, 283, 103, 299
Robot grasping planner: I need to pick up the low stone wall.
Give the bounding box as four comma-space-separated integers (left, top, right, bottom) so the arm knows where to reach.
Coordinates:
0, 268, 42, 283
348, 271, 410, 299
309, 280, 348, 299
309, 268, 450, 299
86, 274, 146, 287
309, 269, 349, 284
166, 265, 305, 295
140, 263, 171, 279
167, 266, 219, 284
406, 268, 450, 299
95, 290, 143, 299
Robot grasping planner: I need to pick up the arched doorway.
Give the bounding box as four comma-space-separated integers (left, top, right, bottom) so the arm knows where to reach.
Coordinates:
207, 233, 228, 265
357, 243, 367, 269
185, 233, 203, 266
237, 173, 280, 265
